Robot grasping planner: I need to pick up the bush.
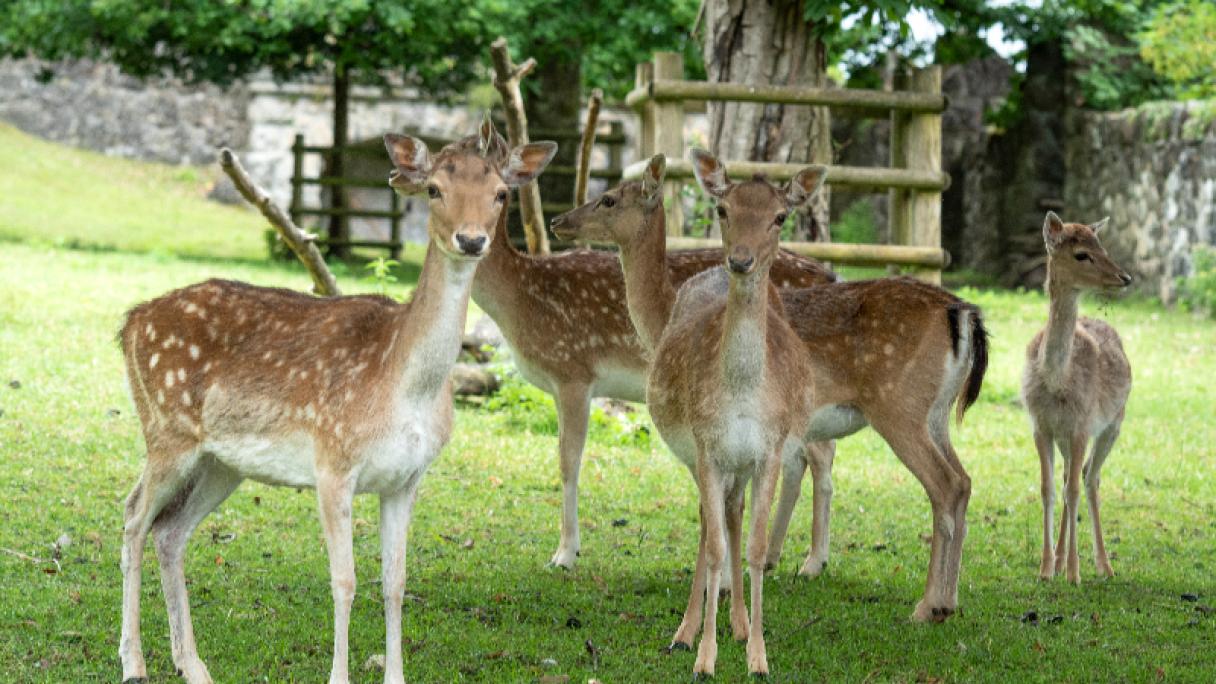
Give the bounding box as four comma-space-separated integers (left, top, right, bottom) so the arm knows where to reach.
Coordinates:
1177, 245, 1216, 317
832, 200, 879, 244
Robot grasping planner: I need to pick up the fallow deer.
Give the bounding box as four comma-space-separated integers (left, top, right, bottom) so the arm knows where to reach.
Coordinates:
554, 152, 989, 626
466, 119, 835, 570
600, 154, 826, 677
116, 123, 556, 684
1022, 211, 1132, 584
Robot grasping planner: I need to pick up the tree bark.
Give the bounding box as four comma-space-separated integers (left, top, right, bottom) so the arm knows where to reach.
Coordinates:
328, 67, 351, 258
701, 0, 831, 241
525, 56, 582, 209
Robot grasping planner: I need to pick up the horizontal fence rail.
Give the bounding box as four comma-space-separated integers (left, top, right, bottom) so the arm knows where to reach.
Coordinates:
626, 79, 948, 115
622, 159, 950, 193
666, 237, 950, 270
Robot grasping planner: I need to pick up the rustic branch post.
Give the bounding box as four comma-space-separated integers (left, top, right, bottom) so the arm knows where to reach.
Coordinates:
574, 88, 603, 206
635, 61, 656, 158
219, 148, 341, 296
489, 36, 549, 254
889, 66, 943, 283
652, 52, 686, 236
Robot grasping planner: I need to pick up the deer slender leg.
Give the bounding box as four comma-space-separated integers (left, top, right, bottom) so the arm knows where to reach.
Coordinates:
549, 383, 591, 569
765, 442, 805, 573
1064, 433, 1087, 584
746, 449, 782, 676
670, 503, 708, 649
874, 422, 968, 622
120, 454, 196, 684
1085, 419, 1120, 578
693, 459, 725, 677
1034, 430, 1057, 579
934, 436, 971, 607
317, 470, 358, 684
152, 461, 241, 684
1054, 437, 1072, 576
726, 482, 748, 641
380, 475, 421, 684
799, 440, 835, 578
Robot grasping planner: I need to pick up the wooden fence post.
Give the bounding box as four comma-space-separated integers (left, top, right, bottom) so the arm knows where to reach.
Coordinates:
635, 62, 655, 158
652, 52, 685, 235
290, 134, 304, 229
890, 66, 943, 283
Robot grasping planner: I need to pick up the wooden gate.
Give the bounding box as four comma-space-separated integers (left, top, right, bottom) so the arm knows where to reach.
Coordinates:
625, 52, 950, 282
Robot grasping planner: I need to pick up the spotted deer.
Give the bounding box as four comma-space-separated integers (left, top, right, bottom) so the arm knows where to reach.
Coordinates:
1022, 212, 1132, 584
555, 151, 989, 627
466, 119, 835, 570
116, 124, 556, 684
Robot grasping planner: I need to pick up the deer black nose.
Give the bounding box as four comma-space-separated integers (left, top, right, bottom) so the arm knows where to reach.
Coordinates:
455, 234, 487, 255
728, 255, 754, 274
1119, 273, 1132, 286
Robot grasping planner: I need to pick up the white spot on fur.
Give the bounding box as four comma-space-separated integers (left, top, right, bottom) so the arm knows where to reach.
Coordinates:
149, 353, 160, 369
164, 371, 175, 388
181, 391, 192, 406
189, 344, 200, 360
177, 368, 186, 382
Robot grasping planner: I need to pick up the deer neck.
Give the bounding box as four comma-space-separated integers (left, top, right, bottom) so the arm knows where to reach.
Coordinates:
1040, 274, 1080, 385
617, 206, 675, 352
471, 204, 527, 320
391, 238, 478, 399
720, 268, 770, 395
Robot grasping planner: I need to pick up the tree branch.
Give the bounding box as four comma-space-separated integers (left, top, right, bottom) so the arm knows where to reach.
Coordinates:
574, 88, 603, 206
218, 148, 341, 296
489, 36, 549, 254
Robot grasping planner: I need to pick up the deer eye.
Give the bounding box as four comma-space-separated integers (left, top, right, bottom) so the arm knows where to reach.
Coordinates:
600, 195, 616, 208
774, 212, 788, 226
1074, 253, 1090, 262
716, 206, 727, 219
495, 189, 508, 203
427, 185, 440, 200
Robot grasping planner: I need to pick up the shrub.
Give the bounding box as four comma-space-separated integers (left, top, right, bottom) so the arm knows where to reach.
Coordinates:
1177, 245, 1216, 317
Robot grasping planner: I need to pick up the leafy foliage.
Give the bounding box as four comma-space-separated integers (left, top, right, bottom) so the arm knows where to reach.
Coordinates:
1139, 0, 1216, 99
1177, 245, 1216, 317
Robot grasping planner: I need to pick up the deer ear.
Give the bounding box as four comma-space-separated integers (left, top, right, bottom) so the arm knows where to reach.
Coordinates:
384, 134, 432, 193
690, 148, 729, 198
501, 141, 558, 186
1090, 217, 1110, 234
785, 165, 828, 209
1043, 211, 1066, 248
641, 153, 666, 205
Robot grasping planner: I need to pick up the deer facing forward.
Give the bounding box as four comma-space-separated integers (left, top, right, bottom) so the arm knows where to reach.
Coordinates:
1023, 211, 1132, 583
116, 124, 555, 684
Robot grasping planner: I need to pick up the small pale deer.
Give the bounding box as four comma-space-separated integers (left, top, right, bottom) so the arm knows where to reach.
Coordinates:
1022, 211, 1132, 583
555, 152, 989, 624
467, 119, 835, 570
116, 123, 556, 684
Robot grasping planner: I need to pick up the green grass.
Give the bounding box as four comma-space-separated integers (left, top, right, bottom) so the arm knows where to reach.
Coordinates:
0, 132, 1214, 682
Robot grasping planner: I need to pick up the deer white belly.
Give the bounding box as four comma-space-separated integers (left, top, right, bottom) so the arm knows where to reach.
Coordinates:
592, 361, 647, 402
205, 432, 317, 488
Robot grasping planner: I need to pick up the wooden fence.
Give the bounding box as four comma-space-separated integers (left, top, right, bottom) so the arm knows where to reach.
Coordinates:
288, 123, 627, 257
624, 52, 951, 282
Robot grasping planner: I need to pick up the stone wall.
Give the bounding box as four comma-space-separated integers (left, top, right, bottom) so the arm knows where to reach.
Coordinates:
1064, 101, 1216, 301
0, 58, 251, 165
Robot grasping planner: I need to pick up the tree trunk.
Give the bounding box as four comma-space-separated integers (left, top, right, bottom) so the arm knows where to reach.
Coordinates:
525, 57, 582, 210
328, 67, 351, 258
701, 0, 831, 241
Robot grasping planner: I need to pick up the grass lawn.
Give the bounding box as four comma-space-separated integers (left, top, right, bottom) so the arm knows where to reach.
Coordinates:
0, 131, 1214, 682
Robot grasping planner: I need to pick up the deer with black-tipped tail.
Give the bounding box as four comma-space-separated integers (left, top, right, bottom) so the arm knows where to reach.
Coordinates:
1023, 211, 1132, 584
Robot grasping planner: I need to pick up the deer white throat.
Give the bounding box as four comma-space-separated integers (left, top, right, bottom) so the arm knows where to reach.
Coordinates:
1040, 279, 1080, 389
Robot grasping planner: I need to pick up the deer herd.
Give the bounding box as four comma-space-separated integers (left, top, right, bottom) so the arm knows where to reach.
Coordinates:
117, 118, 1134, 682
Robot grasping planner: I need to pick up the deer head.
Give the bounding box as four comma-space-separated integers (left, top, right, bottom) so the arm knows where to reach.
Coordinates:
690, 148, 827, 278
384, 119, 557, 259
550, 154, 666, 245
1042, 211, 1132, 290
